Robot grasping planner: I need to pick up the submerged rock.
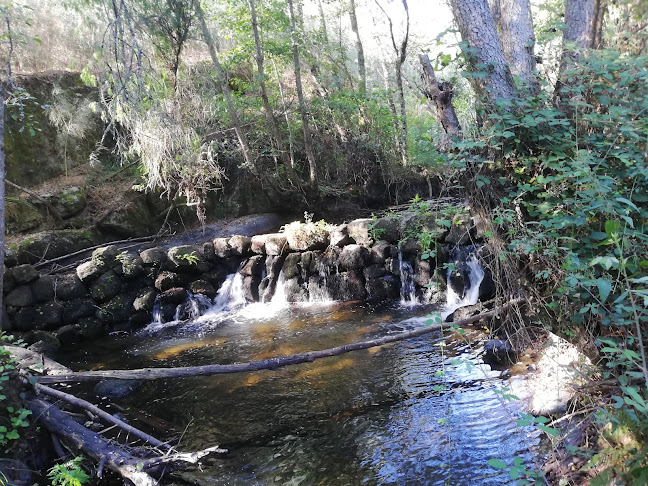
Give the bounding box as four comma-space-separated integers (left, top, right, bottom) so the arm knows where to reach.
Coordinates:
95, 379, 144, 399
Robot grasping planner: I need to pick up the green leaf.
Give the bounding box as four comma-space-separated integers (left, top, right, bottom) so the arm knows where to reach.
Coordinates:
537, 424, 560, 436
596, 278, 612, 302
488, 458, 508, 469
605, 220, 620, 238
616, 197, 638, 211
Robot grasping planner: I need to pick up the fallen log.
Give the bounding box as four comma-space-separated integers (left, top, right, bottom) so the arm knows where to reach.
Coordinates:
26, 398, 224, 486
34, 383, 172, 451
33, 299, 522, 384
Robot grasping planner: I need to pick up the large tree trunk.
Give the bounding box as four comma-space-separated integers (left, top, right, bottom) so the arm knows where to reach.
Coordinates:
193, 0, 255, 172
287, 0, 318, 189
449, 0, 517, 107
349, 0, 367, 93
248, 0, 301, 187
0, 83, 5, 331
493, 0, 538, 90
418, 54, 462, 146
564, 0, 598, 48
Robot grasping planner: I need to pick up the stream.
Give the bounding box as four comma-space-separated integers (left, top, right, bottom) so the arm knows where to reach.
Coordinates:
61, 282, 539, 485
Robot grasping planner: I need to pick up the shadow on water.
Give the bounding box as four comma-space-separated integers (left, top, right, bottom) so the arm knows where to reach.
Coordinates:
62, 301, 538, 486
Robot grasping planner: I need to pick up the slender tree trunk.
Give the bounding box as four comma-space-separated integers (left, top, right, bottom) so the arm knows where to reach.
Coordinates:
0, 84, 5, 331
349, 0, 367, 93
287, 0, 318, 189
317, 0, 329, 44
376, 0, 410, 166
248, 0, 300, 186
418, 54, 462, 145
193, 0, 255, 172
495, 0, 538, 91
449, 0, 517, 107
381, 58, 402, 158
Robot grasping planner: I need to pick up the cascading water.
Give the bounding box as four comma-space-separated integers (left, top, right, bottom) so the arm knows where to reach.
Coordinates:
210, 273, 247, 313
174, 292, 213, 321
308, 256, 332, 303
441, 246, 485, 320
398, 249, 418, 305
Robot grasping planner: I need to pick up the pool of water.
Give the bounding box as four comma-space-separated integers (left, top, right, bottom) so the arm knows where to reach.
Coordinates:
62, 301, 538, 485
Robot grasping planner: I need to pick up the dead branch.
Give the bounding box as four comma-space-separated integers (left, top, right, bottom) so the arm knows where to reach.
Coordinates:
33, 299, 522, 384
27, 398, 224, 486
34, 383, 172, 451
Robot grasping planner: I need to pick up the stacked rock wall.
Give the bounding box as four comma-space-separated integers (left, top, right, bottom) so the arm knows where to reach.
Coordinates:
2, 211, 494, 350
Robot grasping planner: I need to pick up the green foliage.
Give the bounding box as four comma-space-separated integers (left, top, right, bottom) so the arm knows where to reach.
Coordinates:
175, 251, 199, 265
450, 46, 648, 484
48, 457, 90, 486
0, 334, 31, 450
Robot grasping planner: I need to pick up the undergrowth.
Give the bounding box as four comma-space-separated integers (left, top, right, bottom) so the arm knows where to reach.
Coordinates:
445, 47, 648, 484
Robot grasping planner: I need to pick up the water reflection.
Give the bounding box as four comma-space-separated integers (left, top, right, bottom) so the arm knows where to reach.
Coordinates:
62, 302, 537, 485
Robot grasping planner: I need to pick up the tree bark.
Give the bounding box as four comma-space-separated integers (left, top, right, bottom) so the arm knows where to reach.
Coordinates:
418, 54, 462, 145
0, 83, 5, 331
495, 0, 538, 90
287, 0, 318, 189
317, 0, 329, 44
349, 0, 367, 94
32, 300, 521, 383
192, 0, 255, 172
449, 0, 517, 107
248, 0, 301, 187
564, 0, 597, 49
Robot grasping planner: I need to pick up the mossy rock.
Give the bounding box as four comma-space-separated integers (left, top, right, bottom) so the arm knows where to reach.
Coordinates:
12, 229, 98, 265
6, 200, 45, 234
96, 193, 159, 238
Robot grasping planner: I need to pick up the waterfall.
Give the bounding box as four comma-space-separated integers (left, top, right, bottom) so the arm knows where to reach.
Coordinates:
398, 249, 418, 305
175, 292, 213, 321
151, 295, 163, 325
441, 248, 485, 320
271, 270, 288, 305
210, 273, 247, 313
309, 257, 332, 302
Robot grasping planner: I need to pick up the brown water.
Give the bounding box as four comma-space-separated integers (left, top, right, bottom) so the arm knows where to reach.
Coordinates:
63, 302, 538, 485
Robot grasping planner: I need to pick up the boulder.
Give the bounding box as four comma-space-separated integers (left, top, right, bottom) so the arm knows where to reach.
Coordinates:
213, 238, 232, 258
133, 289, 157, 312
242, 275, 261, 302
155, 271, 182, 292
6, 202, 45, 233
483, 339, 516, 365
366, 274, 400, 301
400, 238, 421, 256
78, 317, 106, 339
168, 245, 205, 273
284, 277, 307, 302
339, 244, 368, 271
240, 256, 264, 277
76, 260, 106, 284
33, 302, 64, 329
414, 259, 432, 288
31, 275, 55, 302
445, 212, 474, 246
96, 294, 135, 324
229, 235, 252, 256
54, 274, 86, 300
140, 247, 167, 266
329, 224, 351, 247
96, 195, 158, 238
285, 225, 329, 251
6, 286, 34, 307
203, 241, 216, 262
250, 234, 267, 254
92, 245, 120, 268
364, 264, 387, 280
62, 298, 96, 323
372, 217, 400, 243
187, 280, 215, 299
89, 270, 121, 303
282, 253, 303, 280
50, 186, 87, 218
347, 219, 373, 246
12, 264, 39, 285
4, 247, 18, 268
12, 307, 41, 331
0, 459, 32, 486
265, 234, 288, 256
328, 270, 367, 301
3, 267, 15, 294
385, 257, 400, 276
369, 240, 394, 264
56, 324, 83, 345
117, 253, 144, 279
159, 288, 187, 306
13, 229, 96, 265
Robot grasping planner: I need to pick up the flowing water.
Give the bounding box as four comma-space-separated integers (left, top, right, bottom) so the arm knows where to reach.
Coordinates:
63, 271, 538, 485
